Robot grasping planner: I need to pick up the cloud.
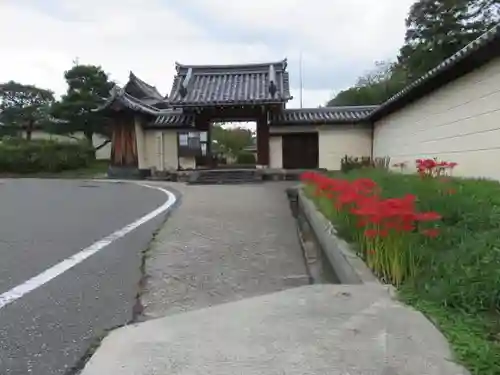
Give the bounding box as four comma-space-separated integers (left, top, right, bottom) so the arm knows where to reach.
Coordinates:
0, 0, 415, 107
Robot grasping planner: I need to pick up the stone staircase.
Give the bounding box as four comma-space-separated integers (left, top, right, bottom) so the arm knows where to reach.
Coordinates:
188, 169, 263, 185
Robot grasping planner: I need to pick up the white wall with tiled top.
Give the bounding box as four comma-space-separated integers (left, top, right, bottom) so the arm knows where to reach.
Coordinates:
268, 124, 372, 170
141, 128, 180, 171
27, 130, 111, 160
318, 125, 372, 170
373, 56, 500, 179
269, 136, 283, 168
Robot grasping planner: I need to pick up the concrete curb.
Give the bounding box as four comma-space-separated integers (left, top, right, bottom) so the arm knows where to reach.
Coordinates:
296, 187, 381, 286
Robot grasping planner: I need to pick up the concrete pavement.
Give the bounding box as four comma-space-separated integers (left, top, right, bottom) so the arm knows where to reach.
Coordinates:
82, 284, 468, 375
0, 179, 172, 375
140, 182, 310, 319
80, 182, 469, 375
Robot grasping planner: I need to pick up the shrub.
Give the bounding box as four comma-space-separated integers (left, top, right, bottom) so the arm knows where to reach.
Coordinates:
340, 155, 371, 172
236, 151, 256, 165
0, 138, 95, 173
340, 155, 391, 173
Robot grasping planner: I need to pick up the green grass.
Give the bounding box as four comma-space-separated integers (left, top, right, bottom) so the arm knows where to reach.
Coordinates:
0, 159, 109, 179
400, 291, 500, 375
306, 168, 500, 374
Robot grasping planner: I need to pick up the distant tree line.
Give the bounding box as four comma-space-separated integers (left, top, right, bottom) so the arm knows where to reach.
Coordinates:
327, 0, 500, 106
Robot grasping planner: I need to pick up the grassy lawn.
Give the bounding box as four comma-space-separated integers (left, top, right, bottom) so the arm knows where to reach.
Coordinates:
304, 168, 500, 375
0, 159, 109, 179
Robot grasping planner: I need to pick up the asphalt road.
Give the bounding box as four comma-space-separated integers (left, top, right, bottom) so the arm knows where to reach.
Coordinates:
0, 179, 172, 375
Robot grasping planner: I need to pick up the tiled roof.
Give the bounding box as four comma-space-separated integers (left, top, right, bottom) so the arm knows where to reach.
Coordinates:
94, 86, 162, 115
271, 106, 377, 125
167, 59, 292, 106
125, 72, 164, 101
369, 24, 500, 121
147, 110, 195, 128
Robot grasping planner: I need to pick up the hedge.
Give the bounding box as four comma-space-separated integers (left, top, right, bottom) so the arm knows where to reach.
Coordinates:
0, 138, 95, 173
236, 151, 256, 165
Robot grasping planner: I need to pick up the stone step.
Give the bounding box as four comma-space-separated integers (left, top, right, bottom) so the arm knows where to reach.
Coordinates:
188, 169, 263, 185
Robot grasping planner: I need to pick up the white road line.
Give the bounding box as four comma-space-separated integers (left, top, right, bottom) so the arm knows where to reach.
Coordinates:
0, 183, 177, 310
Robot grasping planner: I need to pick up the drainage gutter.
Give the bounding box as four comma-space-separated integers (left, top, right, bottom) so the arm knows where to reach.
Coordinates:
289, 186, 379, 285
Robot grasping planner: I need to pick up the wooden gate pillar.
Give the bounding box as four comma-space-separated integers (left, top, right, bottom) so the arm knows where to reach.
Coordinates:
256, 113, 269, 167
195, 113, 212, 167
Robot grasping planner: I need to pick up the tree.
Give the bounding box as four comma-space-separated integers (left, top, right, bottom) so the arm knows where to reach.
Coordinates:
326, 0, 499, 107
327, 61, 407, 106
399, 0, 500, 80
51, 64, 114, 145
211, 123, 253, 157
0, 81, 54, 140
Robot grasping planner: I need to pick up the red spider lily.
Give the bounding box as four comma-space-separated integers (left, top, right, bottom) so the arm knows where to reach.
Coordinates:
301, 171, 444, 286
416, 158, 458, 178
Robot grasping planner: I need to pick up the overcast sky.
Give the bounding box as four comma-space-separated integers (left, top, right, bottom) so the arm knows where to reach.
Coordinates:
0, 0, 416, 108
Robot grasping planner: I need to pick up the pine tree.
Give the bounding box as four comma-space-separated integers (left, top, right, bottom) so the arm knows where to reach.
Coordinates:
51, 64, 114, 143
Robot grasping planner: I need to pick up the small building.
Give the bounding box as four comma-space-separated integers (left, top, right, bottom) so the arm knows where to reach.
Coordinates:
97, 62, 376, 175
97, 24, 500, 180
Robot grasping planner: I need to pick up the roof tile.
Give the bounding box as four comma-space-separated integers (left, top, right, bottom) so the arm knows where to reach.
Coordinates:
168, 60, 291, 106
94, 86, 161, 115
271, 106, 377, 125
149, 110, 195, 128
125, 72, 164, 101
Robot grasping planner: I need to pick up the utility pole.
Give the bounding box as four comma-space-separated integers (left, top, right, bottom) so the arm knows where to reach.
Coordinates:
299, 51, 303, 108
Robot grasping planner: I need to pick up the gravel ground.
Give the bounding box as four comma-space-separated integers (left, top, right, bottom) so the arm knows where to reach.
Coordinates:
140, 182, 310, 319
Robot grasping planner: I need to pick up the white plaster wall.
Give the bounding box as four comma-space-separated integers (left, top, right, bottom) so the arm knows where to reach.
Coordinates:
27, 130, 111, 160
141, 129, 197, 171
142, 129, 180, 171
268, 124, 371, 170
373, 56, 500, 179
269, 136, 283, 168
318, 125, 372, 170
142, 130, 159, 169
163, 131, 180, 170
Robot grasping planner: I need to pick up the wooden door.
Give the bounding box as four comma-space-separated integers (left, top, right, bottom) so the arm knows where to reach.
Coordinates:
282, 133, 318, 169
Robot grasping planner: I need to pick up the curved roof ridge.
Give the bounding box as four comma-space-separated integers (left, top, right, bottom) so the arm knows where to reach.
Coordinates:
175, 59, 288, 73
94, 84, 163, 115
126, 71, 163, 99
285, 105, 379, 112
273, 106, 375, 125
